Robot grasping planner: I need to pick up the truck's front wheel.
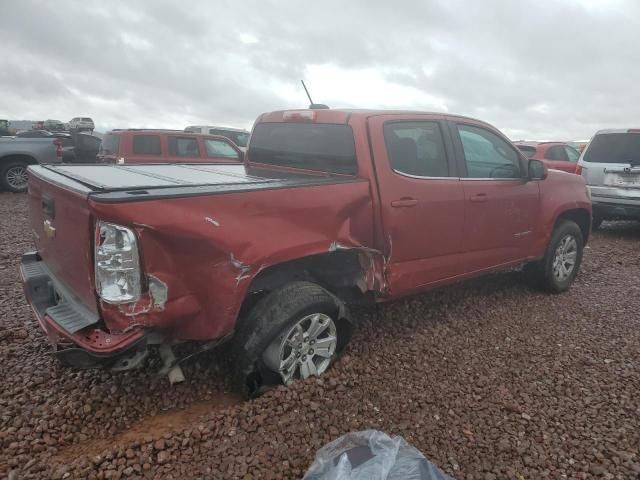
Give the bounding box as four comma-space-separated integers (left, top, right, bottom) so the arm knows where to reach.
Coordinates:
232, 281, 351, 397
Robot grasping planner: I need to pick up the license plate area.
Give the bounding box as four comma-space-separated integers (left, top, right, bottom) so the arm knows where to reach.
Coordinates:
604, 172, 640, 188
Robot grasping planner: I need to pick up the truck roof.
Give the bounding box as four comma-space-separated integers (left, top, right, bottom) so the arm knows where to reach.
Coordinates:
256, 109, 494, 128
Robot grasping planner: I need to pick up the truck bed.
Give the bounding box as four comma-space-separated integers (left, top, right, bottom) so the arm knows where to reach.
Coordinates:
35, 163, 358, 203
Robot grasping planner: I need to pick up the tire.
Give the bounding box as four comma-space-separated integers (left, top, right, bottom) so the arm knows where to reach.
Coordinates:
230, 281, 352, 397
0, 161, 29, 192
528, 220, 584, 293
592, 215, 604, 230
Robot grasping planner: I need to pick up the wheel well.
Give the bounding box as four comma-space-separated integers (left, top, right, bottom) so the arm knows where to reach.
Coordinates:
1, 154, 37, 166
555, 208, 591, 243
238, 250, 373, 318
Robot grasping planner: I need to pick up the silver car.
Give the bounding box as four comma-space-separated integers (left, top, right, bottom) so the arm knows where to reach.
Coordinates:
577, 129, 640, 228
69, 117, 95, 132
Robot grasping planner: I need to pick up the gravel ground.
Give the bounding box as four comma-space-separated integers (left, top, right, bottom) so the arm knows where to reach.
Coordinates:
1, 191, 639, 480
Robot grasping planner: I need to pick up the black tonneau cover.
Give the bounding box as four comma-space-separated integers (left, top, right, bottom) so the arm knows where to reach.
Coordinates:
35, 163, 358, 203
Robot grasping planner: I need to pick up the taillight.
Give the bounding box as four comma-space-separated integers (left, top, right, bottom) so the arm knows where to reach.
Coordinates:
575, 165, 582, 175
53, 139, 63, 158
95, 222, 141, 304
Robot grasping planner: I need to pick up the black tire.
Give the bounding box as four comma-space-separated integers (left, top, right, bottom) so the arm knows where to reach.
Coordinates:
230, 281, 352, 397
0, 161, 29, 193
528, 220, 584, 293
592, 215, 604, 230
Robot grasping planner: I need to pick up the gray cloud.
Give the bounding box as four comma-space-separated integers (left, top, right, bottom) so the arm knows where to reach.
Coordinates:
1, 0, 638, 139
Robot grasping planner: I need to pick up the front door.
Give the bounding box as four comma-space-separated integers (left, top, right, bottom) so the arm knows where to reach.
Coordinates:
368, 115, 466, 296
449, 121, 540, 273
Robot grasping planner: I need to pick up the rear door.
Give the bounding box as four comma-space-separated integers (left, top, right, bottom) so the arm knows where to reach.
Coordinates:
368, 114, 466, 295
449, 121, 539, 272
166, 135, 203, 163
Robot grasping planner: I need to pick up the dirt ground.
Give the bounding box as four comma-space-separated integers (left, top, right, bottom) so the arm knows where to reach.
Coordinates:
1, 192, 639, 479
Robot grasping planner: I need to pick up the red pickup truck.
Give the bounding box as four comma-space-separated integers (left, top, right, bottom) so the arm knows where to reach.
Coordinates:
21, 109, 591, 396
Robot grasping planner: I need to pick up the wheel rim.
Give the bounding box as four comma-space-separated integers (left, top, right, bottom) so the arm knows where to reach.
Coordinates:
265, 313, 338, 385
6, 165, 28, 190
552, 234, 578, 281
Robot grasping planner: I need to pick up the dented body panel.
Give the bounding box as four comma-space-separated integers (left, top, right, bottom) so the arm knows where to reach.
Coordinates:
21, 108, 591, 364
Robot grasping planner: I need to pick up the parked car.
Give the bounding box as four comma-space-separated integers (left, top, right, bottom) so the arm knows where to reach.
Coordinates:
0, 119, 10, 136
43, 119, 65, 132
16, 130, 55, 138
0, 136, 62, 191
514, 142, 581, 174
97, 129, 243, 164
21, 108, 591, 396
577, 129, 640, 228
56, 132, 102, 163
69, 117, 95, 132
184, 125, 250, 150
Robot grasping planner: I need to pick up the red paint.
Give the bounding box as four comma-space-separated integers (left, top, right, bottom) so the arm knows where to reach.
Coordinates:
514, 142, 581, 174
97, 130, 243, 164
23, 110, 592, 357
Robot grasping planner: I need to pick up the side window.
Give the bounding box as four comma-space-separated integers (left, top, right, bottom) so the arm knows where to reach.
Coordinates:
383, 121, 450, 177
545, 146, 568, 161
204, 139, 240, 159
168, 136, 200, 157
565, 146, 580, 162
132, 135, 161, 155
457, 124, 521, 179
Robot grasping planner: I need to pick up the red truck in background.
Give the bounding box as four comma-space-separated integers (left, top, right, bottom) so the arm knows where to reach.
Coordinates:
21, 108, 591, 396
97, 129, 244, 164
514, 141, 582, 174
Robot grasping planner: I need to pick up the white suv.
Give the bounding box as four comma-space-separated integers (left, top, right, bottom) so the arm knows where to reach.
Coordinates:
577, 129, 640, 228
69, 117, 95, 132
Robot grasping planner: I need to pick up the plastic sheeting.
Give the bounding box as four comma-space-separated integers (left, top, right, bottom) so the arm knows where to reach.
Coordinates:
303, 430, 454, 480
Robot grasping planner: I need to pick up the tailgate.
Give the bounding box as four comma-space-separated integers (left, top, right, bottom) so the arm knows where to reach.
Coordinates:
28, 166, 98, 314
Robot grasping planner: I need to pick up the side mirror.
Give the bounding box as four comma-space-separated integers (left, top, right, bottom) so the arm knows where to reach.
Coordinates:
528, 159, 548, 180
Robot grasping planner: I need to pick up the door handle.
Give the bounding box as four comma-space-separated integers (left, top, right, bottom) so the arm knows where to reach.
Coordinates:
391, 198, 418, 208
469, 193, 488, 203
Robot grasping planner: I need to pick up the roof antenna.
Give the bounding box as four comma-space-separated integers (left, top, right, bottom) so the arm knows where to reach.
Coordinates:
301, 80, 329, 110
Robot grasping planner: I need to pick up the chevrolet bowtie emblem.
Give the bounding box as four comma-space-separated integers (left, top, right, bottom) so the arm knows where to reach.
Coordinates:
43, 219, 56, 239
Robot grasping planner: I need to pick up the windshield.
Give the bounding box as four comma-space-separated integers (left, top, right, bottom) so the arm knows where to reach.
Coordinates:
583, 132, 640, 165
209, 129, 249, 148
248, 123, 357, 175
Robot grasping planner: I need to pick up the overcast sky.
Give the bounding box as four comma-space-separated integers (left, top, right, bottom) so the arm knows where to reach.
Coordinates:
1, 0, 638, 140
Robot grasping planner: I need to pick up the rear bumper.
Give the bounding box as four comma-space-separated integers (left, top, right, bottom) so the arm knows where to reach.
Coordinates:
20, 252, 146, 367
591, 194, 640, 220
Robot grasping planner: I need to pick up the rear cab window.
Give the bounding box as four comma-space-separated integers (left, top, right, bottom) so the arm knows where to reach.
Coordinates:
168, 136, 200, 157
545, 146, 568, 161
132, 135, 161, 155
583, 132, 640, 165
248, 123, 357, 175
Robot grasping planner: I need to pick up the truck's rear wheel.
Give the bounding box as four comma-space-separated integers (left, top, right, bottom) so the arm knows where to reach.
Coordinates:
231, 281, 351, 397
527, 220, 584, 293
1, 161, 29, 192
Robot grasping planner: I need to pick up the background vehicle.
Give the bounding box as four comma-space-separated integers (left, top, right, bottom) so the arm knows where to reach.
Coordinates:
184, 125, 250, 150
0, 119, 10, 136
21, 109, 590, 397
43, 119, 65, 132
577, 128, 640, 228
16, 130, 55, 138
515, 141, 581, 174
0, 136, 62, 191
69, 117, 95, 132
97, 129, 243, 164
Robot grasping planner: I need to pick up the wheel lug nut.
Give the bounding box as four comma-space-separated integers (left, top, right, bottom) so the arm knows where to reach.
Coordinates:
309, 349, 314, 355
301, 355, 307, 361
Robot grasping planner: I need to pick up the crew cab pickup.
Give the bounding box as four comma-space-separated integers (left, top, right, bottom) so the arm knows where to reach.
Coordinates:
20, 109, 592, 396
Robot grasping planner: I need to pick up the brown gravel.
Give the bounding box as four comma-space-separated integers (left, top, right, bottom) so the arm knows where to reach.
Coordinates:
1, 191, 639, 479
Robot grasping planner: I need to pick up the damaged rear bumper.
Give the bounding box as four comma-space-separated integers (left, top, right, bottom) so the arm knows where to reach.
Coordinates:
20, 252, 147, 368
